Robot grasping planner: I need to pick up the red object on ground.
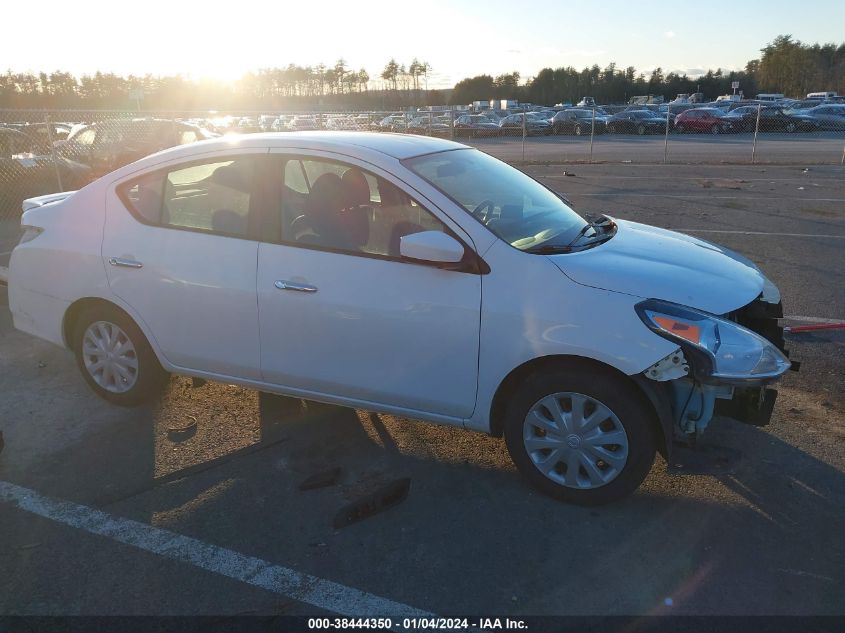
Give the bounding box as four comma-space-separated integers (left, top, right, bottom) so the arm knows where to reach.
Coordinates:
784, 322, 845, 333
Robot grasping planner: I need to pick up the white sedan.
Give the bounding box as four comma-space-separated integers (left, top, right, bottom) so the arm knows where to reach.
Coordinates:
8, 132, 791, 504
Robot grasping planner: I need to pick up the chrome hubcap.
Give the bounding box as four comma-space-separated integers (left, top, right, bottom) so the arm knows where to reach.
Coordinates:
523, 392, 629, 489
82, 321, 139, 393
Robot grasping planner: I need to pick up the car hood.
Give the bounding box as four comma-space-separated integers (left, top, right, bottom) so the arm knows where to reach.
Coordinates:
546, 219, 765, 315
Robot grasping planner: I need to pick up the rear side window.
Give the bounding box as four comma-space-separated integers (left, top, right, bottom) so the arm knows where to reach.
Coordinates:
118, 156, 256, 238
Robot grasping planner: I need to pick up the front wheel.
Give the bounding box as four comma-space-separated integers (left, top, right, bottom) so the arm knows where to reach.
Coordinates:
503, 366, 657, 505
785, 122, 797, 133
711, 124, 720, 135
73, 304, 168, 406
637, 124, 646, 135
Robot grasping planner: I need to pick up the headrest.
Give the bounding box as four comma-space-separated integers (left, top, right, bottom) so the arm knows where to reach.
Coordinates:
342, 168, 370, 207
305, 172, 345, 228
211, 163, 251, 193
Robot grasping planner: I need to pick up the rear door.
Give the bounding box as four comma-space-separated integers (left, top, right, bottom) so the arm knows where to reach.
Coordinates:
103, 148, 271, 379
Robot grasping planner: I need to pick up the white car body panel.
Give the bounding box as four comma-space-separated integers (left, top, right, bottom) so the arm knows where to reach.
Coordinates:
9, 185, 110, 345
465, 239, 679, 433
548, 219, 765, 315
257, 243, 481, 418
101, 147, 268, 379
8, 132, 774, 436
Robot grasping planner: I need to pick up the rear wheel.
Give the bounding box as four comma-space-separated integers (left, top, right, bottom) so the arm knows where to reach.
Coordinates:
637, 124, 646, 135
711, 124, 720, 134
675, 124, 685, 134
72, 304, 168, 406
503, 366, 657, 505
574, 124, 583, 136
785, 122, 797, 133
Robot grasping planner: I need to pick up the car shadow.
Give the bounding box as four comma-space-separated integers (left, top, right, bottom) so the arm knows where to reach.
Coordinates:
21, 390, 843, 615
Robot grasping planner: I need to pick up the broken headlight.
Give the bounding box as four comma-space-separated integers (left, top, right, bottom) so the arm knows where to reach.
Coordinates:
636, 299, 790, 384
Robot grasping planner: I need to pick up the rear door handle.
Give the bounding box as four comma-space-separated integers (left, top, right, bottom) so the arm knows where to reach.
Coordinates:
275, 280, 317, 293
108, 257, 143, 269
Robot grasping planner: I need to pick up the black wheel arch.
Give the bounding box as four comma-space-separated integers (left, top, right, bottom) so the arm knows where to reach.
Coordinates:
63, 297, 147, 352
488, 355, 673, 460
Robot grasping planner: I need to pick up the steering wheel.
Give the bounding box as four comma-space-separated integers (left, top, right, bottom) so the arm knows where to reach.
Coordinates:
471, 199, 496, 224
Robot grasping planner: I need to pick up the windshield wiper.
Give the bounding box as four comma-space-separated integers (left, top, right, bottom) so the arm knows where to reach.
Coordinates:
525, 215, 615, 254
567, 214, 615, 247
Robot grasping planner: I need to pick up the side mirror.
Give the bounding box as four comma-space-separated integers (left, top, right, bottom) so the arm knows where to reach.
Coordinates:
400, 231, 465, 264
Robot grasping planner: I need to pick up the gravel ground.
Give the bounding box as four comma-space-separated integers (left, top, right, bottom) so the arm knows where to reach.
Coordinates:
0, 163, 842, 617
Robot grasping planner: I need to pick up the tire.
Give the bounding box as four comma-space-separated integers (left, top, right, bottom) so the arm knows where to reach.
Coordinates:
710, 124, 720, 135
574, 124, 583, 136
72, 304, 168, 406
608, 125, 616, 134
785, 122, 796, 133
637, 124, 646, 135
675, 124, 685, 134
503, 365, 657, 505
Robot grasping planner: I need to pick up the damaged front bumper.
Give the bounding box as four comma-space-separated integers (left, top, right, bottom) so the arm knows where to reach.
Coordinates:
639, 293, 798, 443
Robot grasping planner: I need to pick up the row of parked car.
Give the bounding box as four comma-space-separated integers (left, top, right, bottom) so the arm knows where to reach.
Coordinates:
3, 98, 844, 219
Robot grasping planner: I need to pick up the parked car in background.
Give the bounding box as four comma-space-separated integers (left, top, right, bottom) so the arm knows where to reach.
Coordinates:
721, 106, 820, 132
378, 114, 406, 131
407, 116, 451, 137
674, 108, 735, 134
453, 114, 500, 138
499, 113, 552, 136
287, 116, 320, 131
8, 122, 73, 145
0, 127, 91, 219
803, 104, 845, 130
55, 119, 210, 177
551, 109, 607, 135
8, 132, 792, 505
606, 110, 667, 134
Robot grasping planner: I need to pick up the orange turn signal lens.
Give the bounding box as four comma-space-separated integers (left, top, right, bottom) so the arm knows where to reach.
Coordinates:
653, 316, 702, 344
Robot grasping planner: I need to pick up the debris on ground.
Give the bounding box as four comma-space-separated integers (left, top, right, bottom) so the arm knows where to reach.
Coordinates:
332, 478, 411, 529
299, 467, 342, 491
562, 170, 576, 177
37, 361, 46, 368
190, 377, 207, 388
167, 415, 198, 441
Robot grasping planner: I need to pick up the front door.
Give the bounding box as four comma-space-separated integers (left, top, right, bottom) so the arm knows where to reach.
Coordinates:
256, 154, 482, 419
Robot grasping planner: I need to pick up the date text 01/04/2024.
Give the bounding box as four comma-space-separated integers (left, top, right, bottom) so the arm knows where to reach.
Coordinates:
307, 618, 529, 630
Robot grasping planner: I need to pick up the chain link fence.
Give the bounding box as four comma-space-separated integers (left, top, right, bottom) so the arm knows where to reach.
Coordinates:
2, 104, 844, 262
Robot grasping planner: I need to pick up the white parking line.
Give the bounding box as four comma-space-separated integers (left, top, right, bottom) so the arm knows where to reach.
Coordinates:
675, 229, 845, 239
784, 315, 845, 324
0, 480, 432, 617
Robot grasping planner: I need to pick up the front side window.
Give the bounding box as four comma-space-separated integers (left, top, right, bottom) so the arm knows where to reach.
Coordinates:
404, 149, 587, 251
274, 157, 446, 258
120, 156, 255, 238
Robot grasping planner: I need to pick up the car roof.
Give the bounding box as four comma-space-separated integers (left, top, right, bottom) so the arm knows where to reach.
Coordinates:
114, 131, 470, 176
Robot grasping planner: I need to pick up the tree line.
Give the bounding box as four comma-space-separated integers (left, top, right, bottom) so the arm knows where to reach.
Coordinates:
453, 36, 845, 106
1, 36, 842, 111
0, 58, 439, 111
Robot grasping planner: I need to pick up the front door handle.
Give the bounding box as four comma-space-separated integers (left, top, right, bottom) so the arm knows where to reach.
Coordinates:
108, 257, 143, 269
275, 280, 317, 293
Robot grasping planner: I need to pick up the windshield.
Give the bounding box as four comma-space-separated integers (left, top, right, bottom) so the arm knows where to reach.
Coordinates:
403, 149, 588, 251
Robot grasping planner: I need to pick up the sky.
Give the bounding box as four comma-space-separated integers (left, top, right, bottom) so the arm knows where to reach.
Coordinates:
4, 0, 844, 88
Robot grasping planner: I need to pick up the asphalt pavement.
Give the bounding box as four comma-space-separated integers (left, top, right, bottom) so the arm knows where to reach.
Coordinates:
0, 163, 843, 617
